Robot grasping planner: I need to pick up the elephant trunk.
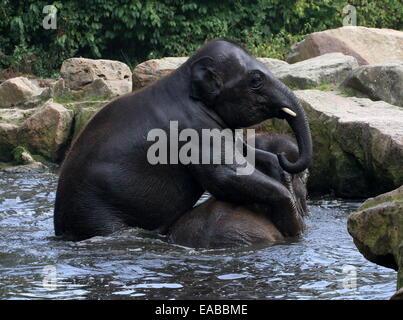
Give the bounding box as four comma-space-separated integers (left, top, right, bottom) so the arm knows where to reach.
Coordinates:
277, 88, 312, 174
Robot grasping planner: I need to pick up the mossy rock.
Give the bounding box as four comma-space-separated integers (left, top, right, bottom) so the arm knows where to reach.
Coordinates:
72, 106, 100, 141
348, 186, 403, 289
256, 90, 403, 198
12, 146, 34, 165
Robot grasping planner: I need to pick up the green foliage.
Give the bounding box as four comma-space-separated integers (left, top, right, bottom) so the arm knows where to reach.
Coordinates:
0, 0, 402, 77
12, 146, 32, 164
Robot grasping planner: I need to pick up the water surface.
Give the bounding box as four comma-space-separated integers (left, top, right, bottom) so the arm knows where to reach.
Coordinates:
0, 172, 397, 300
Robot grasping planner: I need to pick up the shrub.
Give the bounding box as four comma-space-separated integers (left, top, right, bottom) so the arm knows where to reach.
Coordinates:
0, 0, 401, 77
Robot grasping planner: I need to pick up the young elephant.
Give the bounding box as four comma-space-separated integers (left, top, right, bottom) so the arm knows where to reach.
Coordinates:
167, 134, 309, 248
54, 39, 312, 241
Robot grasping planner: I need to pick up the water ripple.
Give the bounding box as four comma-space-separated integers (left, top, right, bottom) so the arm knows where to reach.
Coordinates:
0, 172, 397, 300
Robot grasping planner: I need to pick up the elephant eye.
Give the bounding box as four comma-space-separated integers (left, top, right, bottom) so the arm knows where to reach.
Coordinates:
249, 71, 264, 89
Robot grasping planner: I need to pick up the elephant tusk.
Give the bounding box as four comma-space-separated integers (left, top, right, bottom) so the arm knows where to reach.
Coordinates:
282, 107, 297, 117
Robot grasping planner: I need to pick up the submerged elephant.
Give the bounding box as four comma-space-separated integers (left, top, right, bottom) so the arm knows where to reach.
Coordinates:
168, 134, 309, 248
54, 39, 312, 241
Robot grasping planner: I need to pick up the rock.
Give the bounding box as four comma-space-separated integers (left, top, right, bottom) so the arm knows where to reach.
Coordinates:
0, 107, 36, 123
273, 53, 358, 89
258, 90, 403, 197
0, 122, 19, 162
0, 97, 108, 162
50, 78, 68, 99
342, 62, 403, 107
131, 54, 355, 90
347, 186, 403, 289
0, 161, 48, 173
12, 146, 35, 164
81, 78, 130, 99
72, 106, 99, 140
287, 32, 369, 65
29, 78, 58, 89
132, 57, 188, 89
287, 27, 403, 65
0, 77, 45, 108
132, 57, 289, 89
256, 58, 289, 73
17, 100, 74, 162
64, 100, 109, 110
61, 58, 132, 98
0, 108, 34, 161
133, 57, 288, 90
391, 288, 403, 300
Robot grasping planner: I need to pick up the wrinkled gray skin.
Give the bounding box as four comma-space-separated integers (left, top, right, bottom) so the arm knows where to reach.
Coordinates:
168, 134, 309, 249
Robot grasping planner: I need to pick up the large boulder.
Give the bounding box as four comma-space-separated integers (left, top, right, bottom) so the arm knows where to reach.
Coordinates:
347, 186, 403, 289
17, 100, 74, 161
255, 58, 289, 73
0, 145, 49, 173
0, 108, 36, 162
273, 53, 358, 89
258, 90, 403, 197
0, 77, 47, 108
72, 106, 99, 140
342, 62, 403, 107
0, 161, 48, 173
132, 57, 289, 90
60, 58, 132, 98
132, 57, 188, 90
0, 101, 74, 162
287, 27, 403, 65
0, 122, 19, 162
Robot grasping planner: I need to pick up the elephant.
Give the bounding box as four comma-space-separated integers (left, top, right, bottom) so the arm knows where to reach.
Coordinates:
54, 39, 312, 241
167, 134, 309, 248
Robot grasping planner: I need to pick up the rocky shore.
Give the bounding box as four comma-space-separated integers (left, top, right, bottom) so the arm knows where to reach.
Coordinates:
1, 26, 402, 293
348, 186, 403, 297
3, 27, 401, 196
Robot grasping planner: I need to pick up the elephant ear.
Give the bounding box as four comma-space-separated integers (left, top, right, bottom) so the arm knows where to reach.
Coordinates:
190, 56, 222, 105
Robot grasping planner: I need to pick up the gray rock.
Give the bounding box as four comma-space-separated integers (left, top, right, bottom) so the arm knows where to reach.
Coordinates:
12, 146, 35, 164
61, 58, 132, 98
81, 78, 131, 99
132, 57, 188, 90
286, 26, 403, 65
132, 57, 290, 90
0, 122, 19, 162
272, 53, 358, 89
0, 161, 48, 173
51, 78, 68, 99
287, 32, 369, 65
0, 107, 36, 123
0, 77, 45, 108
342, 62, 403, 107
258, 90, 403, 197
348, 186, 403, 289
72, 106, 99, 140
17, 100, 74, 162
256, 58, 289, 73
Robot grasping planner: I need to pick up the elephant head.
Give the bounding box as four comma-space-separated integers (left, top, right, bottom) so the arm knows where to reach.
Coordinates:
188, 39, 312, 174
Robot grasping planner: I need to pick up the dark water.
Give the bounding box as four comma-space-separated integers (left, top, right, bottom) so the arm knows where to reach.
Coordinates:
0, 172, 397, 300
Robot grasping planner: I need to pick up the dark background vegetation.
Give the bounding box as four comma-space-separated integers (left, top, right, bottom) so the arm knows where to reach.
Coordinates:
0, 0, 402, 77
